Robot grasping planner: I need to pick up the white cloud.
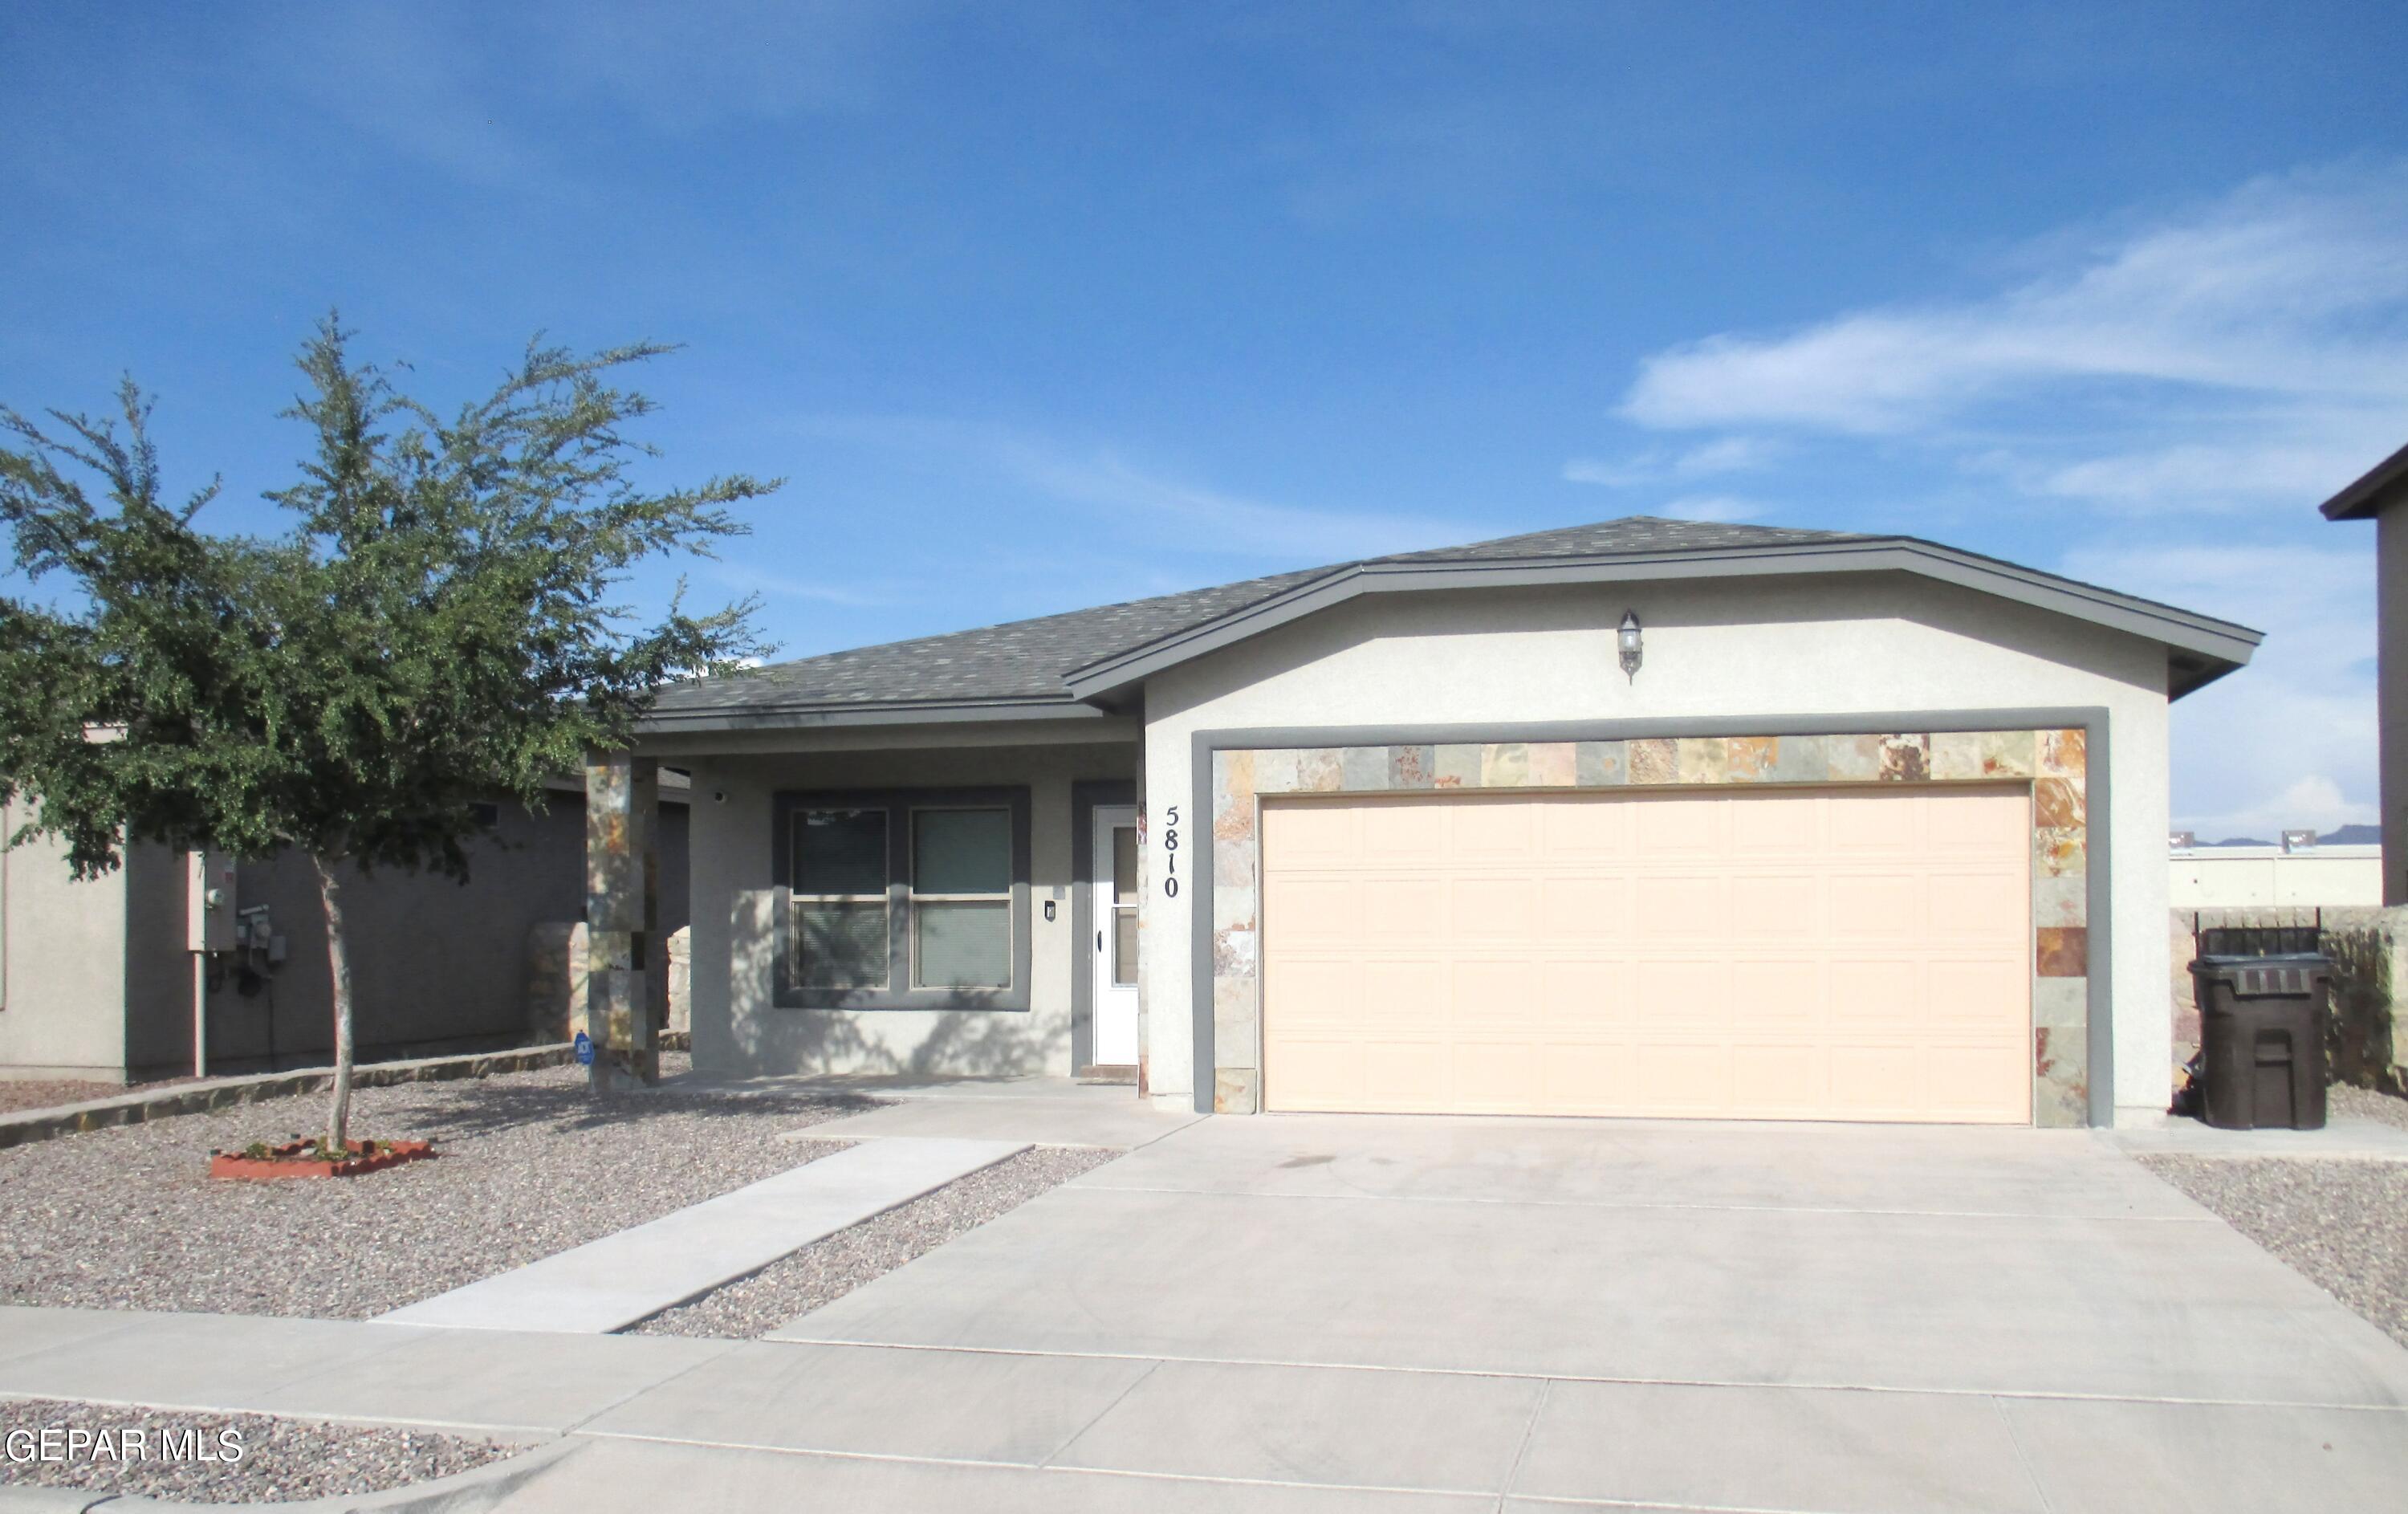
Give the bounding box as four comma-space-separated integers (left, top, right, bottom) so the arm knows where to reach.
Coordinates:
1656, 495, 1763, 524
798, 413, 1472, 564
1617, 164, 2408, 509
2061, 541, 2376, 838
1564, 435, 1781, 489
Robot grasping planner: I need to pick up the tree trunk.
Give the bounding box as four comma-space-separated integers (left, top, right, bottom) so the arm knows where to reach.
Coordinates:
311, 853, 355, 1153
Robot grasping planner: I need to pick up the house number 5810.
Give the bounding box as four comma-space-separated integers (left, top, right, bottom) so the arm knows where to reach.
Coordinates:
1161, 805, 1181, 898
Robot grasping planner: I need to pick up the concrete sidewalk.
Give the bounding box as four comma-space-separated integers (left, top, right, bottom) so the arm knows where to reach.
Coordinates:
378, 1137, 1027, 1333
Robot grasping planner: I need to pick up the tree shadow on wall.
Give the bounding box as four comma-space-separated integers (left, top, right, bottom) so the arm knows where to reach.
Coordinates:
724, 903, 1071, 1081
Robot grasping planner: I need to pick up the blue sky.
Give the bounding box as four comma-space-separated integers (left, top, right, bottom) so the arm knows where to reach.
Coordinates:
4, 2, 2404, 838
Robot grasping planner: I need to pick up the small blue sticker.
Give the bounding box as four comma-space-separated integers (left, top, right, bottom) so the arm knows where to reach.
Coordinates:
573, 1031, 594, 1066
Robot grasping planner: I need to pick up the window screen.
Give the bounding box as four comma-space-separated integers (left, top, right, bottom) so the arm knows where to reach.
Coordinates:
911, 808, 1011, 988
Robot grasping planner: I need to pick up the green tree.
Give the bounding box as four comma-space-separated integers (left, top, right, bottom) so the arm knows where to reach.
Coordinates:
0, 320, 775, 1148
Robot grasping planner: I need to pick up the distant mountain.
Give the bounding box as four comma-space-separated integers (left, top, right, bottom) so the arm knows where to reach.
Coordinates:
2186, 824, 2380, 848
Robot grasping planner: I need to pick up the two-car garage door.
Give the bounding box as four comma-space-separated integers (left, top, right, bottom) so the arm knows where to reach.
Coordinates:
1259, 786, 2032, 1123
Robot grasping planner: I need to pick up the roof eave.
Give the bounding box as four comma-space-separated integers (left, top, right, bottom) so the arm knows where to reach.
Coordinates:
1061, 539, 2263, 702
634, 694, 1112, 735
2320, 438, 2408, 520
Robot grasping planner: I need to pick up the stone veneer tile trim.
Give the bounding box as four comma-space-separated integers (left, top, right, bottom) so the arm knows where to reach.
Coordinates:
1210, 729, 2087, 1126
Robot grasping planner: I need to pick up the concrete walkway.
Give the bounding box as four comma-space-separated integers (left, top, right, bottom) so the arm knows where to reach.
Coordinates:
7, 1109, 2408, 1511
378, 1137, 1027, 1333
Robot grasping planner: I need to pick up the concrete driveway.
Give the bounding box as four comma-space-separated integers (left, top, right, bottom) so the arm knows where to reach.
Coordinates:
520, 1112, 2408, 1512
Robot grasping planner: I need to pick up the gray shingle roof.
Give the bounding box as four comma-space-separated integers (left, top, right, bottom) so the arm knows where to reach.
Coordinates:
646, 515, 2263, 722
649, 517, 1857, 719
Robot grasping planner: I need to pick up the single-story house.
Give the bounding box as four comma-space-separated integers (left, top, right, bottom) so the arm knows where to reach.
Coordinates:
592, 516, 2260, 1128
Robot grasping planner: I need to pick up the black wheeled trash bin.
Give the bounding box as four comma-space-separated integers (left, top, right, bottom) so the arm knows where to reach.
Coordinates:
2188, 953, 2329, 1131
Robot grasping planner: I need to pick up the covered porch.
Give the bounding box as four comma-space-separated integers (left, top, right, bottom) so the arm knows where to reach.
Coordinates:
580, 718, 1144, 1091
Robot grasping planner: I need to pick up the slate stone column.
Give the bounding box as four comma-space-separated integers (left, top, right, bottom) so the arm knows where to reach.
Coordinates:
584, 751, 662, 1089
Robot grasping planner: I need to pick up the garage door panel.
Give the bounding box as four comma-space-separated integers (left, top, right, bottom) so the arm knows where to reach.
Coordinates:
1452, 800, 1537, 856
1453, 877, 1540, 939
1453, 1040, 1545, 1109
1633, 875, 1723, 939
1731, 873, 1821, 937
1361, 800, 1446, 857
1540, 875, 1630, 938
1263, 801, 1359, 857
1361, 878, 1447, 935
1630, 1043, 1728, 1112
1363, 1041, 1449, 1108
1540, 959, 1627, 1027
1926, 1046, 2030, 1121
1823, 792, 1925, 855
1829, 1044, 1922, 1113
1452, 958, 1541, 1028
1540, 797, 1633, 856
1730, 959, 1822, 1027
1264, 877, 1361, 942
1825, 873, 1926, 938
1262, 787, 2031, 1124
1730, 795, 1822, 856
1731, 1043, 1823, 1112
1927, 872, 2025, 937
1634, 799, 1723, 855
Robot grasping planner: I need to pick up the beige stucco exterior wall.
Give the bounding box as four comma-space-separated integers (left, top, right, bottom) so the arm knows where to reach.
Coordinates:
1139, 572, 2177, 1125
0, 808, 136, 1079
685, 736, 1136, 1079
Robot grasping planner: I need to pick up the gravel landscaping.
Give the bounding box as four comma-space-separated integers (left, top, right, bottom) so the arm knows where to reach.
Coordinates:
0, 1076, 189, 1117
632, 1143, 1122, 1338
0, 1055, 875, 1319
2140, 1086, 2408, 1352
2333, 1082, 2408, 1132
0, 1398, 521, 1504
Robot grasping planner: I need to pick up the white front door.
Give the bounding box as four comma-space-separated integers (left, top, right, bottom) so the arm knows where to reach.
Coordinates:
1090, 805, 1140, 1067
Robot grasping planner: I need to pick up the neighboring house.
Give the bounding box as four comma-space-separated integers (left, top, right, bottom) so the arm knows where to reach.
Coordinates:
2320, 441, 2408, 906
605, 516, 2260, 1130
0, 785, 687, 1082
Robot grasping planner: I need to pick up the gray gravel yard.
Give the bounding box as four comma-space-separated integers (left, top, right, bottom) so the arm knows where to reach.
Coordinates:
2140, 1087, 2408, 1351
0, 1056, 872, 1320
0, 1397, 520, 1504
632, 1143, 1122, 1338
0, 1076, 190, 1117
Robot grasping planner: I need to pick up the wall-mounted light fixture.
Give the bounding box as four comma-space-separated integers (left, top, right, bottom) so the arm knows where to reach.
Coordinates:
1617, 610, 1644, 682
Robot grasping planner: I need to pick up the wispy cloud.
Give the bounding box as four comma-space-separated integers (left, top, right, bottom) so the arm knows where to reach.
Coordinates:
709, 563, 895, 609
1562, 435, 1781, 489
1654, 495, 1764, 524
798, 413, 1472, 563
2060, 541, 2375, 837
1616, 163, 2408, 514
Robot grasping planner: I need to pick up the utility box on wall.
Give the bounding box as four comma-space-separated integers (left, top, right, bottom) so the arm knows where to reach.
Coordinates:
185, 852, 236, 954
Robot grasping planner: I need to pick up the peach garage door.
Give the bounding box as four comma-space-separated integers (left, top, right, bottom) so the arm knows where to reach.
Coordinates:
1258, 786, 2032, 1122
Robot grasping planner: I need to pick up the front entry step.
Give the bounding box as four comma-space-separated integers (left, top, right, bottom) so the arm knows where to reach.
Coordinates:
1077, 1064, 1138, 1086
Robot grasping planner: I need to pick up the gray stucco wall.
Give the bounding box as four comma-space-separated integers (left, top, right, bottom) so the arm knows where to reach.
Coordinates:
5, 795, 690, 1082
685, 739, 1137, 1080
188, 799, 688, 1076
